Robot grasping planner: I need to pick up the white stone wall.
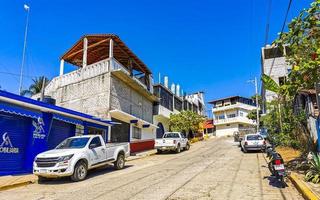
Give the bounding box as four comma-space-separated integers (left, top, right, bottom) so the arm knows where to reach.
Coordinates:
215, 124, 239, 137
110, 76, 153, 123
262, 56, 291, 103
46, 73, 111, 119
153, 116, 170, 132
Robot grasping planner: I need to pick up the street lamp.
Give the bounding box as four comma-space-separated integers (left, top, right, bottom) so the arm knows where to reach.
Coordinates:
18, 4, 30, 95
247, 77, 260, 132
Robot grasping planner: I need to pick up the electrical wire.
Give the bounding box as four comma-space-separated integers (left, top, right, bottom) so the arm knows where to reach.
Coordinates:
268, 0, 293, 76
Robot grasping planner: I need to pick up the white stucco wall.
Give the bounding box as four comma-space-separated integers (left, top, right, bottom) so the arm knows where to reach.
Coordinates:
153, 116, 170, 133
215, 124, 239, 137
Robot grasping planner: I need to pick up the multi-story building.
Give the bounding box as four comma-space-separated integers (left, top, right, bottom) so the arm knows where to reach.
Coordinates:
43, 34, 158, 153
209, 96, 256, 137
153, 76, 206, 138
261, 45, 291, 112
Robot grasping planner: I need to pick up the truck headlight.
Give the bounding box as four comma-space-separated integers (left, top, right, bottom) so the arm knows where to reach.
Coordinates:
58, 154, 74, 162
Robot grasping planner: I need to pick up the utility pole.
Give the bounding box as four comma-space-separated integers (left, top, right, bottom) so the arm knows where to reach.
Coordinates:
248, 77, 260, 132
254, 77, 260, 132
18, 4, 30, 95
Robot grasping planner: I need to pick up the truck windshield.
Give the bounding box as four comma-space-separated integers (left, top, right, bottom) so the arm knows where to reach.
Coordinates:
163, 133, 180, 138
56, 137, 90, 149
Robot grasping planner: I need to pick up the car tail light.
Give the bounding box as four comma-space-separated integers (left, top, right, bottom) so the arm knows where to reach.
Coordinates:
173, 140, 176, 144
263, 140, 266, 145
245, 141, 248, 145
275, 159, 282, 165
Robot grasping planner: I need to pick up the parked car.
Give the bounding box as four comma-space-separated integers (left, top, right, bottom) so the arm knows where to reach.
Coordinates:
155, 132, 190, 153
33, 135, 130, 182
240, 134, 266, 153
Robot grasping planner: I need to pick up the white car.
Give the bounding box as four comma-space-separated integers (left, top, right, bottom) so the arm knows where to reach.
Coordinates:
155, 132, 190, 153
33, 135, 130, 181
240, 134, 266, 153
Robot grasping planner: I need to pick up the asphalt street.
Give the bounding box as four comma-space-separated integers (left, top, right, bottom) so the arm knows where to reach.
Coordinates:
0, 137, 303, 200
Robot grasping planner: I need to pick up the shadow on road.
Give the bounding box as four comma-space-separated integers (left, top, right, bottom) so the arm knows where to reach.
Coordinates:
263, 175, 288, 188
38, 164, 134, 185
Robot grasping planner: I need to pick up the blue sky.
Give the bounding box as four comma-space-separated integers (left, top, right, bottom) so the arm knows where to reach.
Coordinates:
0, 0, 313, 113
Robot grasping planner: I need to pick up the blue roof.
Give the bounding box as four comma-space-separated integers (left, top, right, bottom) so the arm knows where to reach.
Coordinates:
0, 90, 113, 126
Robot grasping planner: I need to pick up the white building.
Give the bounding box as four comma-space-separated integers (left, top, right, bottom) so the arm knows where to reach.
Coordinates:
261, 45, 291, 112
209, 96, 256, 137
42, 34, 158, 153
153, 76, 206, 138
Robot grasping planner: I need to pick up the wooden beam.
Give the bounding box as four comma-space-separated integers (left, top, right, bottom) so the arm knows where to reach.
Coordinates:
63, 38, 110, 59
113, 41, 147, 74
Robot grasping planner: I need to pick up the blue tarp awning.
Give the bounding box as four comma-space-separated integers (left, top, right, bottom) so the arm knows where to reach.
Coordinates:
0, 102, 42, 119
52, 114, 83, 126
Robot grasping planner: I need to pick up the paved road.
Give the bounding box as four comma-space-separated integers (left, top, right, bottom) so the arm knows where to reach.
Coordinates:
0, 137, 303, 200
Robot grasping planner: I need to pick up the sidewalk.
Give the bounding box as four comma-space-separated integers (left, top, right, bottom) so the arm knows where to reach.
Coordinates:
0, 174, 37, 191
127, 149, 157, 161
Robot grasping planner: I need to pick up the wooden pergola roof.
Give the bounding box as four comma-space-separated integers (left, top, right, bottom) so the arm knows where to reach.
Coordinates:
60, 34, 151, 74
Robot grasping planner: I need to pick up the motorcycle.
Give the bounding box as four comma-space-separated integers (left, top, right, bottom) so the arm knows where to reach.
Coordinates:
266, 145, 286, 187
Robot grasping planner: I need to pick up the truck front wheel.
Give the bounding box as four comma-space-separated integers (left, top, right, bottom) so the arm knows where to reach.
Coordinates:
175, 144, 181, 153
114, 154, 125, 170
71, 161, 87, 182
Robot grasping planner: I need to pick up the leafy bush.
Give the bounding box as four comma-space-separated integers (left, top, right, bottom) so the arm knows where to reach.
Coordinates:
305, 153, 320, 184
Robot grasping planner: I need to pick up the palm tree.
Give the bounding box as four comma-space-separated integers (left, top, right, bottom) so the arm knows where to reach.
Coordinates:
21, 76, 49, 96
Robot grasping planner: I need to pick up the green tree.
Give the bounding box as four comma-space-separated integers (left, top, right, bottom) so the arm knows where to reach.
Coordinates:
276, 0, 320, 96
21, 76, 49, 96
169, 110, 205, 138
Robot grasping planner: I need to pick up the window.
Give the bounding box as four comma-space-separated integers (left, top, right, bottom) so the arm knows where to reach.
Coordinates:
56, 137, 89, 149
227, 114, 236, 118
218, 115, 225, 120
163, 133, 180, 138
264, 47, 284, 59
279, 76, 286, 86
246, 135, 263, 140
75, 125, 84, 136
239, 111, 244, 117
174, 97, 183, 111
89, 137, 102, 148
132, 126, 142, 139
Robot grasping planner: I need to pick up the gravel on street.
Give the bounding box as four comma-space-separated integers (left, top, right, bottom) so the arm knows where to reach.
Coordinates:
0, 137, 303, 200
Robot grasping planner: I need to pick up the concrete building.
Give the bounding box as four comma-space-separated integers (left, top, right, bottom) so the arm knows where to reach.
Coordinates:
153, 76, 206, 138
43, 34, 158, 153
261, 45, 292, 112
209, 96, 256, 137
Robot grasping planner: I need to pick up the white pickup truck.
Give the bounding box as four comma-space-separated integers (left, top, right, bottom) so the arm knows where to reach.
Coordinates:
155, 132, 190, 153
33, 135, 130, 182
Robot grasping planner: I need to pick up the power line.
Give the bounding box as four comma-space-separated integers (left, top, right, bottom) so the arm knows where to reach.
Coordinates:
264, 0, 273, 46
268, 0, 293, 76
0, 71, 36, 79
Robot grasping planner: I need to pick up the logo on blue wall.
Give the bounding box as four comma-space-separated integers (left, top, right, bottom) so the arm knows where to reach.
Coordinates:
0, 132, 19, 153
32, 117, 46, 139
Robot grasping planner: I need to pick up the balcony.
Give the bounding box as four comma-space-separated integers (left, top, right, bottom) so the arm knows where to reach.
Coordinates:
153, 104, 173, 119
212, 103, 256, 113
214, 116, 256, 126
46, 57, 155, 100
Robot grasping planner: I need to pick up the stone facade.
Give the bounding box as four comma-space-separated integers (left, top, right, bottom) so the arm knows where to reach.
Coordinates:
46, 73, 111, 119
110, 76, 153, 123
46, 72, 153, 123
261, 46, 291, 112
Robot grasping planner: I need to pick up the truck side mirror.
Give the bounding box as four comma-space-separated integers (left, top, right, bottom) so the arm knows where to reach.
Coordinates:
89, 143, 97, 149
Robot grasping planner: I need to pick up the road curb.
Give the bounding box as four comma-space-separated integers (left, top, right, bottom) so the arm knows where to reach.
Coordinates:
289, 172, 320, 200
127, 152, 157, 162
0, 179, 36, 192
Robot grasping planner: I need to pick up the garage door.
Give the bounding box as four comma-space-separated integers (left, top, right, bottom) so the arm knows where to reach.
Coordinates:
0, 113, 31, 172
47, 119, 75, 149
